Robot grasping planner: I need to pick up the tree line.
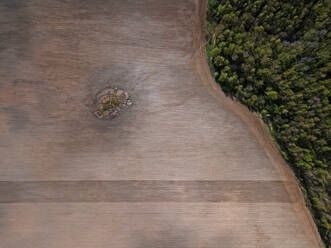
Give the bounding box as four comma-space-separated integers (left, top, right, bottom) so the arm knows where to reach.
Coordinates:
206, 0, 330, 245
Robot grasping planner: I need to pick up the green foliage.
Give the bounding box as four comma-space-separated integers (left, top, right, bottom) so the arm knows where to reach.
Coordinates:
207, 0, 331, 245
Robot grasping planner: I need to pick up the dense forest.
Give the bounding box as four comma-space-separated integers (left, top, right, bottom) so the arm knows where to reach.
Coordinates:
206, 0, 330, 245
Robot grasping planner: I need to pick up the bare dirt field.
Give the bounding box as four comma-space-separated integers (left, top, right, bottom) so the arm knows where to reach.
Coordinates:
0, 0, 323, 247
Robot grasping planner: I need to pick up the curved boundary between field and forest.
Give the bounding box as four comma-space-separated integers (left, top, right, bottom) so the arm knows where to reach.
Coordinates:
193, 0, 324, 247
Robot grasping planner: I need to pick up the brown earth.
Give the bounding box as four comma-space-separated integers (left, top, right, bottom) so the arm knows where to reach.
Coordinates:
0, 0, 323, 247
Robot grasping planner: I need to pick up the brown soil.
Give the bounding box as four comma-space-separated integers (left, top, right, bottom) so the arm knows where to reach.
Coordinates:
0, 0, 323, 247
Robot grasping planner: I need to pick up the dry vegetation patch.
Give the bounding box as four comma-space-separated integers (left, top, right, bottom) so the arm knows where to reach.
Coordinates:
94, 88, 132, 119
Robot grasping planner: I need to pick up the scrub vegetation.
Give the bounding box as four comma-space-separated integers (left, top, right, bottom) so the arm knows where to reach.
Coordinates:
94, 88, 132, 119
206, 0, 330, 245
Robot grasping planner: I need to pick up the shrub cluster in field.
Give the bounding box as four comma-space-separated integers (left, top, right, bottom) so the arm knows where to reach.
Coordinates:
206, 0, 330, 245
